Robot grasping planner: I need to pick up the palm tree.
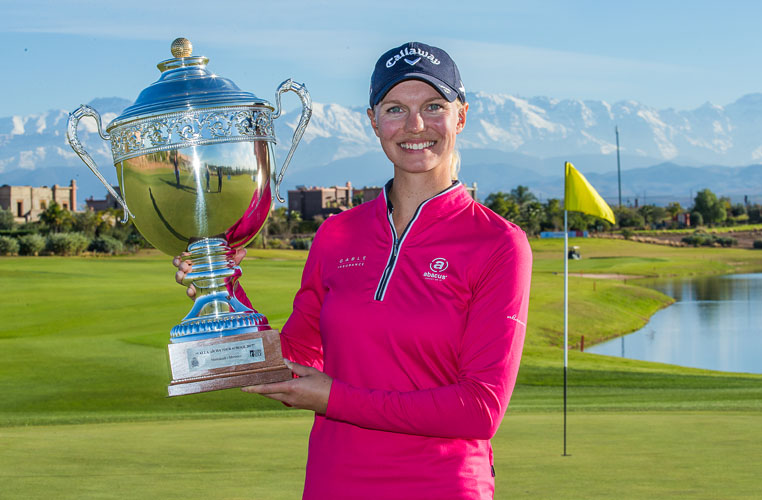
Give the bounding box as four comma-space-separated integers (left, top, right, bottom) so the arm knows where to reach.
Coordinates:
39, 201, 72, 233
509, 185, 537, 206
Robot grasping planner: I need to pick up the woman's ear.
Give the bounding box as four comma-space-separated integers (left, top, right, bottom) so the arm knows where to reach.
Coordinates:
455, 102, 468, 134
367, 108, 380, 138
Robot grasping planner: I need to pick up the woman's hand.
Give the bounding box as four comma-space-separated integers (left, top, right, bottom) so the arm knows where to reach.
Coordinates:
172, 247, 248, 299
172, 252, 196, 299
242, 359, 333, 414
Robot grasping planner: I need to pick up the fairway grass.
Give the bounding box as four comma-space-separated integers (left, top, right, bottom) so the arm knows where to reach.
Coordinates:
2, 412, 759, 500
2, 240, 762, 498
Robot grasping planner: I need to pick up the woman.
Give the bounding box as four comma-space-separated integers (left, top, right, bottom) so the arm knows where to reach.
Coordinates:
176, 42, 532, 499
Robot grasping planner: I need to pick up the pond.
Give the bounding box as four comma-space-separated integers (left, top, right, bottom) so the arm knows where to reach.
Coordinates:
586, 273, 762, 374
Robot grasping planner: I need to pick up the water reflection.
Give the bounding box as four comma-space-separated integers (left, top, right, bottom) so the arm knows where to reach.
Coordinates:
587, 273, 762, 374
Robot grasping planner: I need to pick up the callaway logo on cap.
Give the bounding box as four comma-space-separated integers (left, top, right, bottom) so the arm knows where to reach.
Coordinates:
369, 42, 466, 108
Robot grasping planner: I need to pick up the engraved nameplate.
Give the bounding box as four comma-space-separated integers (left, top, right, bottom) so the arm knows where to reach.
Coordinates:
186, 338, 265, 372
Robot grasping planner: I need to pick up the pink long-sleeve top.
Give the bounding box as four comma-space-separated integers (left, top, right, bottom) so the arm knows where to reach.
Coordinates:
279, 181, 532, 499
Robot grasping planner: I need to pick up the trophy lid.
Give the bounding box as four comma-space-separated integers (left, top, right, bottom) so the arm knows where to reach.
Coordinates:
114, 38, 270, 123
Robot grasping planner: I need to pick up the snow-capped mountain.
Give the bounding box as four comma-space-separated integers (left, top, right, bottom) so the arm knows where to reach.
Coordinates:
276, 92, 762, 169
2, 93, 762, 204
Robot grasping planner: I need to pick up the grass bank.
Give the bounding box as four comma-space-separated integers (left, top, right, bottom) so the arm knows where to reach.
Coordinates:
2, 240, 762, 426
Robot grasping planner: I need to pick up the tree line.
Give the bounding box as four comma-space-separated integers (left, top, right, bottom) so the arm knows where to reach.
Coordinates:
2, 186, 760, 256
483, 186, 762, 236
0, 202, 316, 255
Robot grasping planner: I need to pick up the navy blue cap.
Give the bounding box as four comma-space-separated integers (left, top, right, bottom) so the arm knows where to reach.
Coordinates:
369, 42, 466, 108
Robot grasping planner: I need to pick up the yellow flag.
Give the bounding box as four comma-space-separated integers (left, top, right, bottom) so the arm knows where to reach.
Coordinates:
564, 162, 616, 224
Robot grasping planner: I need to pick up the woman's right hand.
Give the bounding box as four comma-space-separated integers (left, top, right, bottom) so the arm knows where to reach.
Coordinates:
173, 253, 196, 299
172, 247, 248, 300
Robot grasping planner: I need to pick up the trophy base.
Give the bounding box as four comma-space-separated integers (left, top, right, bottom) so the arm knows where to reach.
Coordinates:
167, 328, 291, 397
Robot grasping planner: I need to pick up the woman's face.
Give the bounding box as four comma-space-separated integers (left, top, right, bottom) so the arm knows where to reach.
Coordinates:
367, 80, 467, 178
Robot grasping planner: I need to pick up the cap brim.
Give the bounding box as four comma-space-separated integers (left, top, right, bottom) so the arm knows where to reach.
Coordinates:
372, 73, 458, 107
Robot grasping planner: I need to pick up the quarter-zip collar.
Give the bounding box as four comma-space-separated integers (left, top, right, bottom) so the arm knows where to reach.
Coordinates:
373, 179, 467, 301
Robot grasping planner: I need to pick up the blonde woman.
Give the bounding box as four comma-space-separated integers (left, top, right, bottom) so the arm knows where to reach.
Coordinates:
177, 42, 532, 500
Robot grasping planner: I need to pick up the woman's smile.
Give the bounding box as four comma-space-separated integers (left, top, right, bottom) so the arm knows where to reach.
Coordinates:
399, 140, 436, 151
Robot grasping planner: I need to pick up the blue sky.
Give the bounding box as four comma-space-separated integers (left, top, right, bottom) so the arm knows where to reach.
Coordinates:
2, 0, 761, 116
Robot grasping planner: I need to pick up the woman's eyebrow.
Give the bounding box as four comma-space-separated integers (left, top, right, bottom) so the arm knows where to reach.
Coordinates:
382, 97, 447, 106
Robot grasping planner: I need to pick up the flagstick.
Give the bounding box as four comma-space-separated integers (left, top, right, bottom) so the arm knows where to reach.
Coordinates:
563, 209, 569, 457
563, 160, 614, 458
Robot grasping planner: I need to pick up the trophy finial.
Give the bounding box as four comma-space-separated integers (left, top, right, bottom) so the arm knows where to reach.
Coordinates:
171, 38, 193, 58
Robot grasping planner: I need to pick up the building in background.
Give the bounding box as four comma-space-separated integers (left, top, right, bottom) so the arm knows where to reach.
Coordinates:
288, 181, 479, 221
288, 182, 354, 220
0, 180, 77, 223
354, 182, 477, 205
674, 211, 691, 227
85, 187, 123, 212
352, 186, 383, 205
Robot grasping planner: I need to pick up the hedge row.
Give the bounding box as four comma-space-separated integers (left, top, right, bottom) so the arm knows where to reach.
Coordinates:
681, 234, 738, 247
0, 232, 129, 256
259, 238, 313, 250
0, 233, 313, 256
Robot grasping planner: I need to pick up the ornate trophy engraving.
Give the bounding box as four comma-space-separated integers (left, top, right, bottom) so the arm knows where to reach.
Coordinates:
66, 38, 312, 396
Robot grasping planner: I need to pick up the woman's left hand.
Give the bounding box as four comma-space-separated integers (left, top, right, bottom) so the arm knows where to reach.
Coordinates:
242, 359, 333, 414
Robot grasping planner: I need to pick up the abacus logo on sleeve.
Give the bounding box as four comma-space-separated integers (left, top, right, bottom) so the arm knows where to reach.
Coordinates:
423, 257, 449, 281
506, 314, 526, 327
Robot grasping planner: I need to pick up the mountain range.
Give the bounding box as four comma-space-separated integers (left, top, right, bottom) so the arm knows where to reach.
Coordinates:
2, 93, 762, 206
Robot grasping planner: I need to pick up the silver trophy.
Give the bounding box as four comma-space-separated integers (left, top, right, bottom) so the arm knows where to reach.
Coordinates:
66, 38, 312, 396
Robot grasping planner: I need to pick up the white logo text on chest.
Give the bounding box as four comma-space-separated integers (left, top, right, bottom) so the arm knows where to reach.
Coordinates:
337, 255, 366, 269
423, 257, 449, 282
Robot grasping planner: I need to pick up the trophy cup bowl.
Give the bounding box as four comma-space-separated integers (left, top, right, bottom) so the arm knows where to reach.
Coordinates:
66, 38, 312, 396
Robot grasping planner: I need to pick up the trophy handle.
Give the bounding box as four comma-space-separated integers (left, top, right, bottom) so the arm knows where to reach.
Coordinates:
66, 105, 134, 223
271, 79, 312, 203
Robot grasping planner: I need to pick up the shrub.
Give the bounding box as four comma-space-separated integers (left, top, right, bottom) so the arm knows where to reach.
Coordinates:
681, 234, 706, 247
290, 238, 312, 250
614, 206, 645, 228
46, 232, 91, 256
748, 206, 762, 224
297, 219, 321, 233
266, 238, 290, 249
125, 230, 151, 250
71, 210, 101, 236
89, 235, 125, 254
247, 234, 264, 248
0, 208, 15, 230
690, 211, 703, 227
753, 240, 762, 249
682, 233, 737, 248
0, 235, 19, 255
621, 228, 634, 240
17, 234, 46, 256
